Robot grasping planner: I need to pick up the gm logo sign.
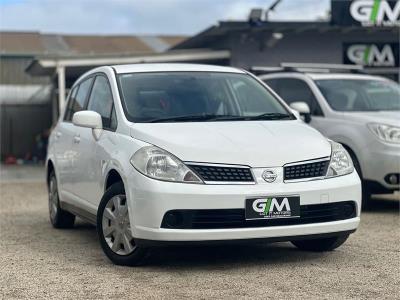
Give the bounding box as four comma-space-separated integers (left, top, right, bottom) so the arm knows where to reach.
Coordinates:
344, 43, 399, 67
332, 0, 400, 26
350, 0, 400, 26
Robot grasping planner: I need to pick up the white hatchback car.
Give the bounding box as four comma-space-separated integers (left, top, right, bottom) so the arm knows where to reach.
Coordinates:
261, 72, 400, 208
46, 64, 361, 265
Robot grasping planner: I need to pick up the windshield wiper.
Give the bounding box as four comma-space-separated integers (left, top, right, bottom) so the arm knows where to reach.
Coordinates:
148, 114, 223, 123
248, 112, 294, 120
147, 113, 294, 123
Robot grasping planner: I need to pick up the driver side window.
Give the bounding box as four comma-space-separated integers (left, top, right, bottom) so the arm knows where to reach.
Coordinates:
87, 75, 116, 130
266, 78, 323, 116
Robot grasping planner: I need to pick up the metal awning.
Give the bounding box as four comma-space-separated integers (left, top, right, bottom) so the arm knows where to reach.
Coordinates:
25, 49, 231, 119
26, 49, 231, 76
0, 84, 52, 105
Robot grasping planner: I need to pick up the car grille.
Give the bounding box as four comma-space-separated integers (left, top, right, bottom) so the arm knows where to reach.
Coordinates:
161, 201, 356, 229
284, 159, 330, 181
187, 164, 254, 183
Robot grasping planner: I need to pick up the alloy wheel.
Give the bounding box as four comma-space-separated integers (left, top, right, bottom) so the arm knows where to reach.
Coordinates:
48, 177, 58, 222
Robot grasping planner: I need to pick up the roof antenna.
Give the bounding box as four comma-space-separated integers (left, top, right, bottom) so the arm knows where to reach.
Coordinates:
265, 0, 282, 21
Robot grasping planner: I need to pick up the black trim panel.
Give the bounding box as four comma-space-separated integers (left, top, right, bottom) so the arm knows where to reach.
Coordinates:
134, 230, 356, 247
161, 201, 357, 229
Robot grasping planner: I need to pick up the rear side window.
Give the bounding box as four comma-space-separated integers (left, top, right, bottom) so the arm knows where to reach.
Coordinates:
264, 78, 323, 116
64, 77, 93, 121
87, 75, 115, 129
64, 86, 78, 121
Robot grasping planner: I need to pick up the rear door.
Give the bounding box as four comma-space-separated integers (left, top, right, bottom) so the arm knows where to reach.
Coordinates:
54, 85, 78, 198
62, 77, 94, 201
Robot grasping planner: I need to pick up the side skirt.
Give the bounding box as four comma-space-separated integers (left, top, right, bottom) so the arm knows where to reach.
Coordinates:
61, 201, 97, 225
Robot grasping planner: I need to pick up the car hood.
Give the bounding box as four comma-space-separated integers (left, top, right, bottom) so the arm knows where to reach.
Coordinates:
129, 121, 331, 167
341, 111, 400, 127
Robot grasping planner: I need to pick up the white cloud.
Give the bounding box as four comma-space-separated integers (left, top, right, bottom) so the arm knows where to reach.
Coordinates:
0, 0, 330, 35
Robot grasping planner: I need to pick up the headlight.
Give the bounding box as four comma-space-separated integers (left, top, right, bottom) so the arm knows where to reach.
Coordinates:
130, 146, 203, 183
326, 141, 354, 178
368, 123, 400, 144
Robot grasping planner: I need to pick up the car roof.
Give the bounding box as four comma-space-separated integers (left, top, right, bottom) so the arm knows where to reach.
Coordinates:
112, 63, 245, 74
306, 73, 388, 81
260, 71, 388, 82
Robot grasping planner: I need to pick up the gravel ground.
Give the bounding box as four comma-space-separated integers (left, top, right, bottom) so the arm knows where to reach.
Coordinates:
0, 182, 399, 299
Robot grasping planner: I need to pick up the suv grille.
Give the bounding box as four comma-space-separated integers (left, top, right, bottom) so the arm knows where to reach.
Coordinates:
284, 159, 329, 181
187, 164, 254, 183
161, 201, 356, 229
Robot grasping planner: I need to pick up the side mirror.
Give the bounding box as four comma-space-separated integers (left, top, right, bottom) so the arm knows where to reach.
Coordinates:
72, 111, 103, 140
290, 102, 311, 123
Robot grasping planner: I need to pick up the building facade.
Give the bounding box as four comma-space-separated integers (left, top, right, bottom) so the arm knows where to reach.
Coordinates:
0, 32, 186, 161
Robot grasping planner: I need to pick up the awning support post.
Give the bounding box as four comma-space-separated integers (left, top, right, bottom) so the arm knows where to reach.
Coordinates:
57, 65, 66, 116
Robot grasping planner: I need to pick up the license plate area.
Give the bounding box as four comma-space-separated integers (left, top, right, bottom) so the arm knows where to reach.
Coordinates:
245, 196, 300, 220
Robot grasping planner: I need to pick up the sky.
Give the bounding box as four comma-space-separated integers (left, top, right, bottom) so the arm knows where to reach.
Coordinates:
0, 0, 331, 36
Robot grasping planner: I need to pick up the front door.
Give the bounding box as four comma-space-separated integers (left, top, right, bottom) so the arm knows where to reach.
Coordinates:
72, 74, 116, 207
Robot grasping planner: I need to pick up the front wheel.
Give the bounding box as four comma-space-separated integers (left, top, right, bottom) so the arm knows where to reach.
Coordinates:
97, 182, 148, 266
291, 234, 350, 252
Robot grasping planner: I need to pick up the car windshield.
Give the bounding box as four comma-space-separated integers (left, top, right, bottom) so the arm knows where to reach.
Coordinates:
315, 79, 400, 112
117, 72, 293, 122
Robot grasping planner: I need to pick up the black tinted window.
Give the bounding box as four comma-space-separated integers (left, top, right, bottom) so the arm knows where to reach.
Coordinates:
118, 72, 289, 122
65, 78, 93, 121
110, 107, 118, 130
87, 75, 114, 129
265, 78, 323, 116
64, 86, 78, 121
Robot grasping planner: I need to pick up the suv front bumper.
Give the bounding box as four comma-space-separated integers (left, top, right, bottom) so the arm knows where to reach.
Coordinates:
360, 140, 400, 191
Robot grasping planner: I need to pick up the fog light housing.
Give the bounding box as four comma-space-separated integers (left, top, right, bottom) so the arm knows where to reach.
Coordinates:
385, 173, 400, 185
163, 211, 183, 228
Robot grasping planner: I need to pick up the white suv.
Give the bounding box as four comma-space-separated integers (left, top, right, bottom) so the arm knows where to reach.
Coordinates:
260, 71, 400, 208
46, 64, 361, 265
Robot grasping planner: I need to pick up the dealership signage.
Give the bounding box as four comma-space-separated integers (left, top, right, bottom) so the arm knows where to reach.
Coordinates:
343, 43, 399, 67
332, 0, 400, 26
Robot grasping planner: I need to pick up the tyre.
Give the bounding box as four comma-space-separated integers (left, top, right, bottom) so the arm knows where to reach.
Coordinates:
291, 234, 349, 252
361, 182, 372, 210
97, 182, 148, 266
48, 171, 75, 228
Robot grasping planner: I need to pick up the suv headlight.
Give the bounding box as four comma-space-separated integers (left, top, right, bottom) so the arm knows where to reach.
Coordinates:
368, 123, 400, 144
130, 146, 203, 183
326, 141, 354, 178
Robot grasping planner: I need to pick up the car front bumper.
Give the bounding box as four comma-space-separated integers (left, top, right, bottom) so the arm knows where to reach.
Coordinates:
126, 170, 361, 242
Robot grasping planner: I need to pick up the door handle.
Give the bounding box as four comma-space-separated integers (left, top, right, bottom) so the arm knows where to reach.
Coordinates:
55, 132, 62, 140
73, 135, 81, 144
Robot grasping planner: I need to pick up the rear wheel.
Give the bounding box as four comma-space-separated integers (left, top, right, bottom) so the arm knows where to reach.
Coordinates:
291, 234, 349, 252
97, 182, 148, 266
48, 171, 75, 228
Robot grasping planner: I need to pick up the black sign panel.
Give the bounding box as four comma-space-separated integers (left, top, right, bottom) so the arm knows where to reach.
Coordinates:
245, 196, 300, 220
343, 42, 399, 67
331, 0, 400, 26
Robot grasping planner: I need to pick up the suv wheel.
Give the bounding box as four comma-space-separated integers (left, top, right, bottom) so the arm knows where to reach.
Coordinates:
346, 148, 371, 210
291, 234, 349, 252
97, 182, 148, 266
48, 171, 75, 228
